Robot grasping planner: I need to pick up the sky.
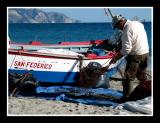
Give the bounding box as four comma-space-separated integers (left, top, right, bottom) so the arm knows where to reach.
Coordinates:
40, 7, 152, 22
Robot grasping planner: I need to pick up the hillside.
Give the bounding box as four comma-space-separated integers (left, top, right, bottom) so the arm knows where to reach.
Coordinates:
8, 8, 80, 23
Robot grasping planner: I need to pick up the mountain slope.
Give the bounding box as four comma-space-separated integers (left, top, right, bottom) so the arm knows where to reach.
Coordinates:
8, 8, 80, 23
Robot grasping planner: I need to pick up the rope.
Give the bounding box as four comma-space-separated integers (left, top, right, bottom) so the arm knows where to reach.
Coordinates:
10, 70, 36, 96
101, 58, 111, 66
9, 54, 16, 69
101, 50, 117, 67
10, 72, 30, 96
18, 50, 25, 61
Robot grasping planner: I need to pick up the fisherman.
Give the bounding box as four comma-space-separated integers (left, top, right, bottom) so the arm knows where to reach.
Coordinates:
108, 15, 149, 103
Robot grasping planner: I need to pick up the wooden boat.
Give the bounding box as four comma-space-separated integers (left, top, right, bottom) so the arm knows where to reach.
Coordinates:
8, 48, 118, 84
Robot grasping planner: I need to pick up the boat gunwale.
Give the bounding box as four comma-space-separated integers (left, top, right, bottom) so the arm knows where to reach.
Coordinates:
8, 49, 113, 60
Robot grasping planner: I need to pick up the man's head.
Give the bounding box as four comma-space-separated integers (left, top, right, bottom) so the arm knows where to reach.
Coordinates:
112, 15, 127, 30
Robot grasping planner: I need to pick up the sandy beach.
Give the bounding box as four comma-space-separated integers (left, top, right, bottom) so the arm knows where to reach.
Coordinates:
8, 78, 147, 116
8, 96, 142, 116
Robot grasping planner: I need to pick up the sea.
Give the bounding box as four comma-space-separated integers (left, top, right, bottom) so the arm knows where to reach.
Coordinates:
8, 22, 152, 70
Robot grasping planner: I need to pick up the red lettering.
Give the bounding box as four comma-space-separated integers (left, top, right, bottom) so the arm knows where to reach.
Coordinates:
46, 64, 49, 69
17, 61, 21, 66
45, 64, 49, 69
34, 63, 37, 68
30, 62, 34, 68
43, 64, 47, 69
37, 63, 41, 68
40, 64, 44, 69
14, 61, 18, 66
20, 61, 25, 67
14, 61, 52, 69
14, 61, 25, 67
48, 64, 52, 69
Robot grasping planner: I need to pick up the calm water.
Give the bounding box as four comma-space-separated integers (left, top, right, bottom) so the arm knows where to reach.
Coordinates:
9, 22, 152, 69
8, 22, 151, 47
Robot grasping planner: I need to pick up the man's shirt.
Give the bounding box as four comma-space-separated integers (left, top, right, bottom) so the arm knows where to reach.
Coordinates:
121, 20, 149, 55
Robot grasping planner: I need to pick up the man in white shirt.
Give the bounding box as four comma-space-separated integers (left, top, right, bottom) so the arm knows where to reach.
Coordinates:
110, 15, 149, 103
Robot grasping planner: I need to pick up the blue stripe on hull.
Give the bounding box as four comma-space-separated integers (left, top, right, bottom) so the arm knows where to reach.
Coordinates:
9, 69, 79, 83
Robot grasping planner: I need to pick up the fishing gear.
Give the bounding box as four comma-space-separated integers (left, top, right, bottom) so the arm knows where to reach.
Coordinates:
9, 70, 37, 96
104, 8, 114, 19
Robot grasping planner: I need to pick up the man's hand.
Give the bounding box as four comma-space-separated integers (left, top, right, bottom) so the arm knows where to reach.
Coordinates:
110, 52, 123, 64
98, 65, 110, 74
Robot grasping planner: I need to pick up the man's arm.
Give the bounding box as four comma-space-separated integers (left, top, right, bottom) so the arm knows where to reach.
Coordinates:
99, 51, 123, 74
110, 51, 123, 64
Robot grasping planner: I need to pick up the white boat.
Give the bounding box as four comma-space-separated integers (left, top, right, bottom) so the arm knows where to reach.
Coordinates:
8, 49, 117, 84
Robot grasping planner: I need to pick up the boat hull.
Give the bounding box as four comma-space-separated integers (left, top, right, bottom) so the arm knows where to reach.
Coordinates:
8, 49, 116, 83
9, 69, 78, 83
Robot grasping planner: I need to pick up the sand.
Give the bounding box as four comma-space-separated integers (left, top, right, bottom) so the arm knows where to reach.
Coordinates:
8, 96, 142, 116
8, 79, 143, 116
